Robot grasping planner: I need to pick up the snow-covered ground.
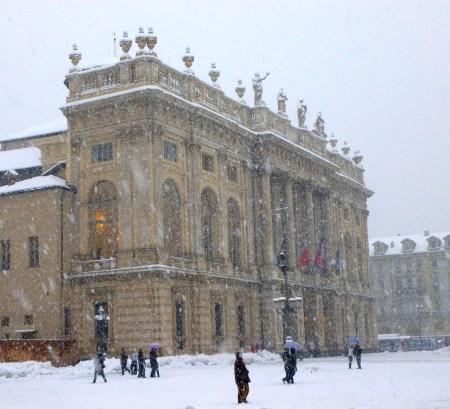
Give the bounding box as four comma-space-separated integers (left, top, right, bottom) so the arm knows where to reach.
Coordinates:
1, 349, 450, 409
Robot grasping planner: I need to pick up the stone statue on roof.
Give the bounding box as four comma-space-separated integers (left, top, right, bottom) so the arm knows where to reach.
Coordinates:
297, 100, 307, 128
314, 112, 325, 135
277, 88, 288, 116
252, 72, 270, 106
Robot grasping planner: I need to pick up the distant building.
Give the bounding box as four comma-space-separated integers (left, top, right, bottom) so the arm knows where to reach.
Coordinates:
370, 232, 450, 336
0, 30, 377, 356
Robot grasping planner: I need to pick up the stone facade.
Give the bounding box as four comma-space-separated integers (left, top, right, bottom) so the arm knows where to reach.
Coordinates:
370, 232, 450, 336
0, 34, 377, 357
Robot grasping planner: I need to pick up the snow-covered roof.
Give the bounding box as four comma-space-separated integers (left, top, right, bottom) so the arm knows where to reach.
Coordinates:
0, 116, 67, 142
0, 175, 69, 196
369, 232, 450, 256
0, 147, 42, 172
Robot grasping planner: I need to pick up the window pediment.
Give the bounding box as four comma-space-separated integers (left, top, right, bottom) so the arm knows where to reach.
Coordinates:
372, 241, 388, 256
400, 238, 416, 253
427, 236, 441, 251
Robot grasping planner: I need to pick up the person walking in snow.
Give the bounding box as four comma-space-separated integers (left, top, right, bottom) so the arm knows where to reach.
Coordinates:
137, 348, 146, 378
286, 348, 297, 384
92, 352, 107, 383
347, 344, 354, 369
149, 348, 160, 378
120, 348, 130, 375
130, 349, 138, 375
234, 352, 250, 404
282, 349, 290, 383
353, 344, 363, 369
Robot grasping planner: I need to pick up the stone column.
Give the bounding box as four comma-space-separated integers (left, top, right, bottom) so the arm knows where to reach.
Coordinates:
187, 141, 203, 261
151, 129, 164, 254
217, 151, 229, 268
316, 292, 326, 352
260, 170, 275, 268
304, 181, 315, 258
242, 161, 256, 273
285, 178, 297, 274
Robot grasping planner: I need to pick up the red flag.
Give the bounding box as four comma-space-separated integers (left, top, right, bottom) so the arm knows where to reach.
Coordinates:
298, 246, 310, 269
314, 241, 325, 271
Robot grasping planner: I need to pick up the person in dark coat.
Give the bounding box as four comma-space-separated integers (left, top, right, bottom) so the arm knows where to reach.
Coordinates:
130, 349, 138, 375
120, 348, 130, 375
353, 344, 363, 369
149, 348, 160, 378
287, 348, 297, 384
137, 348, 146, 378
282, 349, 290, 383
234, 352, 250, 404
92, 352, 107, 383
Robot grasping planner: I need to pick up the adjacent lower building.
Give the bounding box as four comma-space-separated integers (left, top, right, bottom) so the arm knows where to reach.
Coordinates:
0, 30, 377, 358
370, 232, 450, 336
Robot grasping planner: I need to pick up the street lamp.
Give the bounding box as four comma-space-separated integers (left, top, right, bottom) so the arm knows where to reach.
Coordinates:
273, 249, 302, 345
94, 305, 110, 353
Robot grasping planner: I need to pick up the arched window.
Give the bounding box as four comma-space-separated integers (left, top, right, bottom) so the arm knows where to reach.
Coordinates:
227, 198, 241, 269
162, 179, 182, 257
201, 188, 219, 260
88, 181, 118, 259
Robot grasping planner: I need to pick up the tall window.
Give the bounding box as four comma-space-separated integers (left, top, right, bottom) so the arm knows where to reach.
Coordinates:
91, 143, 113, 162
214, 303, 223, 337
1, 239, 10, 270
227, 165, 238, 182
356, 239, 364, 283
201, 188, 219, 260
227, 198, 241, 269
1, 316, 9, 327
202, 153, 214, 172
64, 307, 71, 338
237, 305, 245, 338
175, 300, 185, 349
88, 181, 118, 259
29, 236, 39, 267
162, 179, 182, 257
164, 142, 177, 162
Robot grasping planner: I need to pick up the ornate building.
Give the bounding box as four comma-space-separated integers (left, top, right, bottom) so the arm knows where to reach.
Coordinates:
370, 231, 450, 336
0, 29, 377, 357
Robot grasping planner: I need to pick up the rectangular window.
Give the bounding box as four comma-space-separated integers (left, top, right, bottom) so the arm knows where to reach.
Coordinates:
227, 165, 238, 182
164, 141, 177, 162
175, 300, 185, 350
29, 236, 39, 267
4, 333, 9, 340
214, 303, 223, 337
24, 314, 33, 325
237, 305, 245, 338
91, 143, 113, 162
64, 307, 71, 338
1, 239, 10, 270
343, 208, 350, 221
202, 153, 214, 172
1, 316, 10, 327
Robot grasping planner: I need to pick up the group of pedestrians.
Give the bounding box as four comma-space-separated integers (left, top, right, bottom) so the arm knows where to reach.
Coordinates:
92, 347, 160, 383
346, 344, 363, 369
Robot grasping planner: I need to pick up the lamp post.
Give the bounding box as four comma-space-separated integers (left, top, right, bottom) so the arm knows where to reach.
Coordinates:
416, 303, 424, 345
95, 305, 110, 353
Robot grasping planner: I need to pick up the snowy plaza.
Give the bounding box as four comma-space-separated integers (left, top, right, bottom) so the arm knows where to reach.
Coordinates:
1, 349, 450, 409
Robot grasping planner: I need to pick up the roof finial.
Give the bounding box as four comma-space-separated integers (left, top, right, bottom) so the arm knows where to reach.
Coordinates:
208, 63, 220, 88
120, 31, 132, 60
235, 80, 246, 104
147, 27, 158, 57
69, 44, 82, 72
182, 47, 195, 75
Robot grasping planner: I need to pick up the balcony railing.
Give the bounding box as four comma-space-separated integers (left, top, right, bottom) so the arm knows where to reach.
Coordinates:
73, 258, 116, 273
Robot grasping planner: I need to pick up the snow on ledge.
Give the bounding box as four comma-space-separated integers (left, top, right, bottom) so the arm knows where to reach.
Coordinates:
0, 175, 69, 196
0, 147, 42, 172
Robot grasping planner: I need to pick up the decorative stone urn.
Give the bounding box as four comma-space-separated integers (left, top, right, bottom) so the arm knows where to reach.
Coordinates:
208, 63, 220, 88
119, 31, 132, 60
329, 133, 338, 153
182, 47, 195, 75
69, 44, 81, 72
235, 80, 246, 104
352, 150, 363, 165
342, 141, 350, 156
147, 27, 158, 57
135, 27, 149, 56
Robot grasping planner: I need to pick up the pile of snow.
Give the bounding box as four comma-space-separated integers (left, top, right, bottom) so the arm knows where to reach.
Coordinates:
0, 175, 68, 196
0, 350, 281, 379
0, 147, 41, 172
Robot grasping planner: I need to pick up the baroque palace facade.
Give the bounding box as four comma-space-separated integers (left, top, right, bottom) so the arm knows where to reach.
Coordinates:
0, 30, 377, 357
370, 232, 450, 336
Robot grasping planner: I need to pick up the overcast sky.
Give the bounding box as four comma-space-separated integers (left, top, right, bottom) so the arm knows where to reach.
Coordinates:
0, 0, 448, 238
